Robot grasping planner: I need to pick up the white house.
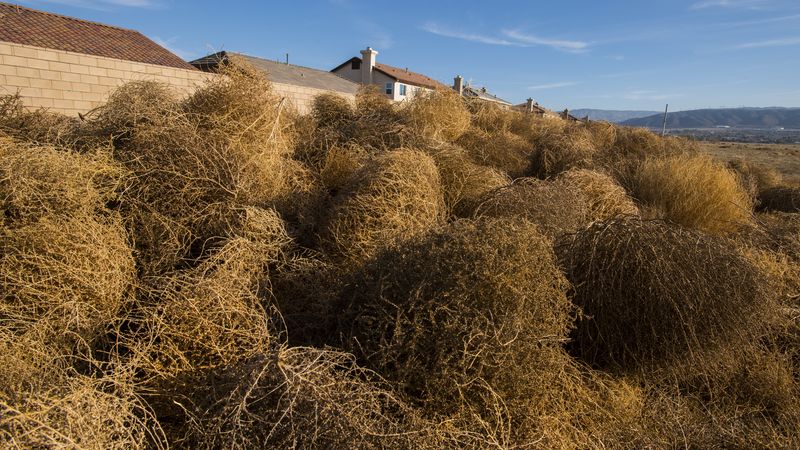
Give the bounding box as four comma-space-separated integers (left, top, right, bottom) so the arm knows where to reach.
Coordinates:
331, 47, 446, 101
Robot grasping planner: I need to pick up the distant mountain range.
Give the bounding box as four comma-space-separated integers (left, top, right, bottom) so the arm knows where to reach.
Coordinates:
570, 109, 660, 123
621, 107, 800, 129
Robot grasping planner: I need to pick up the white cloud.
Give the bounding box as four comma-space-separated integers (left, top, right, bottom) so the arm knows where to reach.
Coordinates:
690, 0, 768, 10
152, 36, 193, 60
734, 36, 800, 48
22, 0, 162, 9
421, 22, 522, 46
528, 81, 580, 90
421, 22, 589, 52
502, 29, 589, 52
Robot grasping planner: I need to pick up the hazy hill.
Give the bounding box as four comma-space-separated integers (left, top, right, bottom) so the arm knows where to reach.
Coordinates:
622, 107, 800, 129
571, 109, 660, 123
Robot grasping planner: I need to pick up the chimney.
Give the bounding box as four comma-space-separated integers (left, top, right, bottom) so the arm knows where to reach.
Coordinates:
454, 75, 464, 95
525, 98, 534, 113
360, 47, 378, 84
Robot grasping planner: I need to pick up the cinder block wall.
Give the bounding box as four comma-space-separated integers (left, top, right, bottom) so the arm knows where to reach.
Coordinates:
271, 82, 355, 115
0, 40, 213, 116
0, 40, 354, 116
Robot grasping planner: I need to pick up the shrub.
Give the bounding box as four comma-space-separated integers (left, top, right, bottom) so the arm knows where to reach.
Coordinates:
759, 186, 800, 213
527, 121, 597, 179
88, 63, 294, 274
557, 218, 775, 372
401, 88, 471, 142
427, 144, 510, 218
456, 128, 531, 178
0, 140, 127, 225
185, 347, 451, 449
728, 158, 782, 200
628, 154, 753, 234
318, 149, 444, 262
556, 168, 638, 222
337, 218, 574, 444
474, 177, 589, 239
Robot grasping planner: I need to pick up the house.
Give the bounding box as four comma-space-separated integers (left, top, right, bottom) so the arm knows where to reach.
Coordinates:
191, 51, 359, 114
514, 98, 567, 120
331, 47, 447, 101
0, 2, 210, 116
452, 75, 511, 108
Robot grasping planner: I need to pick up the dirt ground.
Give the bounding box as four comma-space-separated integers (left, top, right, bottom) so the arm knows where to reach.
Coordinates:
699, 141, 800, 185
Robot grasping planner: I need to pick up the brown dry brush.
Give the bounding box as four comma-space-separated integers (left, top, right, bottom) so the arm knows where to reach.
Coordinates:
759, 186, 800, 213
728, 158, 783, 201
336, 218, 577, 446
424, 142, 510, 218
556, 218, 776, 374
0, 140, 135, 351
473, 177, 590, 240
525, 120, 598, 179
86, 61, 296, 275
0, 94, 84, 148
186, 346, 459, 450
400, 88, 471, 142
556, 168, 639, 223
317, 148, 445, 263
627, 154, 754, 235
456, 127, 532, 178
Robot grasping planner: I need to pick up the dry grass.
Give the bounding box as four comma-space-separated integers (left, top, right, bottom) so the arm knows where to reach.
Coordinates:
185, 346, 453, 449
337, 218, 574, 445
557, 218, 775, 373
759, 186, 800, 213
1, 215, 135, 350
401, 88, 471, 142
426, 143, 510, 218
527, 120, 597, 179
0, 140, 127, 224
456, 128, 532, 178
318, 148, 445, 262
86, 62, 295, 274
628, 154, 754, 234
556, 168, 639, 222
474, 177, 589, 239
0, 94, 83, 148
728, 158, 783, 200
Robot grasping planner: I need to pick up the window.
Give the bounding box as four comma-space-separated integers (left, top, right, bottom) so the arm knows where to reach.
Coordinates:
351, 60, 361, 70
399, 84, 407, 96
385, 82, 393, 95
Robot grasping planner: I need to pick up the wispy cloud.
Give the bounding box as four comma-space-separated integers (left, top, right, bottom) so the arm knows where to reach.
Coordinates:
690, 0, 769, 10
734, 36, 800, 48
502, 29, 589, 52
421, 22, 522, 46
152, 36, 194, 60
623, 90, 684, 101
22, 0, 162, 9
528, 81, 580, 90
421, 22, 589, 52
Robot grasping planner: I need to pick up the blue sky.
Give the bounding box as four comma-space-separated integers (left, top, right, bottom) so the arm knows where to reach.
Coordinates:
16, 0, 800, 111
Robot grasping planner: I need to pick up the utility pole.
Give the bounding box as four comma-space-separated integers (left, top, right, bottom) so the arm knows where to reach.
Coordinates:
661, 104, 669, 136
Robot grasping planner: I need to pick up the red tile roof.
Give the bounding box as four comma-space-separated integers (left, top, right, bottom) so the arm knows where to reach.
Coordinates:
0, 2, 195, 70
373, 62, 448, 90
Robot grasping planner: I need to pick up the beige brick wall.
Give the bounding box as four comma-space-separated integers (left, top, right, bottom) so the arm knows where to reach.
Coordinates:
0, 41, 214, 116
271, 82, 355, 115
1, 40, 354, 116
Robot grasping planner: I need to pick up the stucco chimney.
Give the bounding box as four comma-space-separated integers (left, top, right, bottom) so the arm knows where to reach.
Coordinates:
454, 75, 464, 95
360, 47, 378, 84
525, 98, 534, 113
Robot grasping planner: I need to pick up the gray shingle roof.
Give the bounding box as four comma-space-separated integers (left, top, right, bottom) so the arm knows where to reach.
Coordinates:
191, 51, 358, 95
463, 86, 511, 106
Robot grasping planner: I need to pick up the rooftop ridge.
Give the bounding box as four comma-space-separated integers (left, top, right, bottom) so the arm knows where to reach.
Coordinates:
0, 2, 135, 33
